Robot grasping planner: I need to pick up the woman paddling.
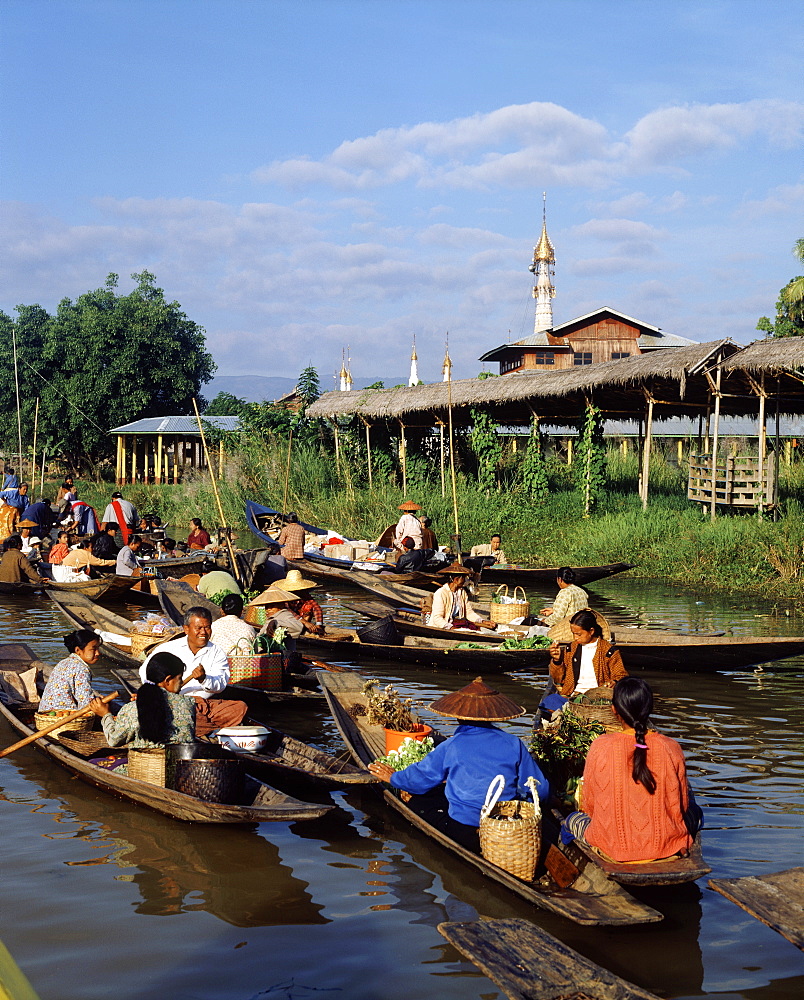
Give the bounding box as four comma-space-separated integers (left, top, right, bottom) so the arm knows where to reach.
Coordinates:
562, 677, 703, 863
540, 566, 588, 620
89, 651, 195, 749
368, 677, 549, 852
39, 630, 101, 712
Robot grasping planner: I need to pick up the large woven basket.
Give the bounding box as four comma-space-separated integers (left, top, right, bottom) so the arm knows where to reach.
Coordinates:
243, 604, 268, 627
129, 629, 173, 659
479, 798, 541, 881
128, 746, 175, 787
565, 687, 617, 730
228, 651, 283, 691
174, 757, 244, 803
34, 710, 94, 737
489, 585, 529, 624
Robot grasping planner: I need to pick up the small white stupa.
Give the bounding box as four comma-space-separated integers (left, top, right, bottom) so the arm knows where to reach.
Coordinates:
529, 192, 556, 334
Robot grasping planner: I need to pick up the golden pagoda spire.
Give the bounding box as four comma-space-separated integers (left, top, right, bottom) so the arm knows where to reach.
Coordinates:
529, 192, 555, 333
408, 335, 419, 386
442, 334, 453, 383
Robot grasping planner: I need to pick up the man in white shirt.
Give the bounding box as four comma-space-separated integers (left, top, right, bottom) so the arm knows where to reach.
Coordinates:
141, 606, 248, 736
115, 535, 143, 576
101, 492, 138, 532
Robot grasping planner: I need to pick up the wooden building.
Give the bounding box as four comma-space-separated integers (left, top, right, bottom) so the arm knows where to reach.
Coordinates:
108, 416, 239, 485
479, 307, 698, 374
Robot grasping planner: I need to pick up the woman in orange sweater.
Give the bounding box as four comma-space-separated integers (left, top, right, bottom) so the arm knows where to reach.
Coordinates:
562, 677, 702, 863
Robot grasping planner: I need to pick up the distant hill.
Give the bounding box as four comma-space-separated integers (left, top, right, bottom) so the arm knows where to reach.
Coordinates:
204, 374, 408, 404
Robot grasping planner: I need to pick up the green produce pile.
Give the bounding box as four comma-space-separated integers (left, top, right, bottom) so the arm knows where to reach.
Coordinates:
498, 634, 551, 650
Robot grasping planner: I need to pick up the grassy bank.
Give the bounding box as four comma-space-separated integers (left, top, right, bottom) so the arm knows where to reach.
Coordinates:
52, 441, 804, 602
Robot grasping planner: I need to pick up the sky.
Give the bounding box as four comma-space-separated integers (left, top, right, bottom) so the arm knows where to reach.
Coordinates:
2, 0, 803, 390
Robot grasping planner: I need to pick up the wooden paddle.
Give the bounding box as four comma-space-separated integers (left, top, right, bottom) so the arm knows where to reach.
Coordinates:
0, 691, 119, 759
302, 657, 352, 675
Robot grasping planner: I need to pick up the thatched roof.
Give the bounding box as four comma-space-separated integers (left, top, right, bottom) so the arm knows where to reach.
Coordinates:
722, 336, 804, 372
307, 340, 740, 424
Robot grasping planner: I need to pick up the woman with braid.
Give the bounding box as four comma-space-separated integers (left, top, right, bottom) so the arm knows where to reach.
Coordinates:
562, 677, 702, 863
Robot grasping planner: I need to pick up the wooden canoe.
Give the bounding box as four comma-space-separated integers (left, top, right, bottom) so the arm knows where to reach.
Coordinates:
47, 591, 325, 705
0, 646, 332, 824
709, 868, 804, 950
437, 918, 660, 1000
476, 562, 636, 586
353, 599, 804, 672
1, 575, 136, 600
320, 671, 663, 927
553, 808, 710, 887
139, 553, 211, 578
109, 664, 374, 789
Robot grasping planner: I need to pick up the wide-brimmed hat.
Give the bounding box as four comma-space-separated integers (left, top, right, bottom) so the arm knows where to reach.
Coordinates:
398, 500, 421, 511
547, 608, 611, 643
17, 519, 38, 528
248, 586, 296, 606
275, 569, 317, 592
429, 677, 525, 721
437, 561, 472, 576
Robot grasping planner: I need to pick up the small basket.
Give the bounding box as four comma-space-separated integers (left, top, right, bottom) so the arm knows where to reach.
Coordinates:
489, 585, 530, 624
128, 746, 175, 787
34, 710, 94, 737
356, 615, 400, 646
243, 604, 268, 627
565, 687, 617, 730
174, 757, 244, 803
129, 628, 171, 659
228, 637, 283, 691
479, 775, 541, 881
58, 729, 111, 757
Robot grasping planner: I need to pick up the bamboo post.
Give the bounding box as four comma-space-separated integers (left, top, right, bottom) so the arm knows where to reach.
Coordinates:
12, 326, 23, 477
115, 436, 122, 484
641, 394, 654, 510
39, 448, 46, 495
333, 422, 340, 469
173, 437, 179, 484
31, 398, 39, 487
282, 427, 293, 516
758, 374, 767, 518
439, 421, 445, 496
446, 372, 460, 539
218, 440, 224, 479
0, 692, 119, 759
709, 367, 722, 521
773, 385, 780, 517
363, 420, 373, 489
399, 421, 407, 495
566, 438, 573, 465
156, 434, 163, 485
677, 439, 683, 466
131, 436, 137, 484
191, 399, 241, 584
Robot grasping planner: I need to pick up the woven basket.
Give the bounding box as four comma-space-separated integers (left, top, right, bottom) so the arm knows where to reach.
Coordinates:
128, 746, 175, 787
129, 629, 168, 659
34, 710, 94, 737
174, 757, 244, 803
243, 604, 268, 627
489, 585, 529, 624
479, 775, 541, 881
228, 651, 283, 690
565, 687, 617, 730
58, 729, 111, 757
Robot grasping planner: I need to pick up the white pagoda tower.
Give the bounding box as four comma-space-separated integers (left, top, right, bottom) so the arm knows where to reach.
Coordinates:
408, 338, 419, 386
529, 194, 555, 333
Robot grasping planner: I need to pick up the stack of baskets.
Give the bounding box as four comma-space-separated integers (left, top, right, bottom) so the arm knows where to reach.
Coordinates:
488, 585, 529, 625
34, 710, 94, 738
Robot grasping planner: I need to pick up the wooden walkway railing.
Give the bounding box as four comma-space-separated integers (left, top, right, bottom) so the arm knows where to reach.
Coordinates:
687, 454, 775, 508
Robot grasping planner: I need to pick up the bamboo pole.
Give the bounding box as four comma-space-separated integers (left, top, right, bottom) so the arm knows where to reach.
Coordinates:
758, 374, 767, 519
446, 370, 460, 540
282, 427, 293, 516
30, 398, 39, 487
131, 436, 137, 484
399, 420, 407, 496
191, 398, 241, 583
709, 366, 722, 521
39, 448, 46, 495
0, 692, 118, 759
439, 422, 445, 496
364, 420, 373, 489
641, 394, 654, 511
12, 326, 23, 475
218, 439, 224, 479
156, 434, 163, 485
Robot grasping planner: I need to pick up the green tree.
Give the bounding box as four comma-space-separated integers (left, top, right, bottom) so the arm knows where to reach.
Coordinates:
469, 408, 502, 491
2, 272, 215, 472
295, 365, 321, 408
204, 391, 249, 416
520, 416, 549, 503
758, 240, 804, 337
780, 238, 804, 323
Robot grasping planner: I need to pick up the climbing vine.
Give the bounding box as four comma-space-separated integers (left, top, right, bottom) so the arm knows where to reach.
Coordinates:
520, 416, 549, 503
470, 408, 502, 491
575, 402, 606, 516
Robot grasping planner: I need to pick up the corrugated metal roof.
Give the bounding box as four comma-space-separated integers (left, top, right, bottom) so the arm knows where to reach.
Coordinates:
109, 415, 241, 435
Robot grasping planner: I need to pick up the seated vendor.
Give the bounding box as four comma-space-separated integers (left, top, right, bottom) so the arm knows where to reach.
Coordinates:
210, 593, 257, 654
197, 563, 242, 599
469, 534, 507, 564
251, 586, 307, 665
275, 570, 324, 634
0, 534, 48, 586
396, 536, 428, 573
39, 630, 101, 712
562, 677, 703, 863
140, 607, 247, 738
548, 609, 627, 700
540, 567, 588, 620
90, 651, 195, 749
428, 562, 496, 631
368, 677, 549, 852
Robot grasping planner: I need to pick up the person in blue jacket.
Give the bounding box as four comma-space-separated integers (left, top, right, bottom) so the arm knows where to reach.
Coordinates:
368, 676, 548, 852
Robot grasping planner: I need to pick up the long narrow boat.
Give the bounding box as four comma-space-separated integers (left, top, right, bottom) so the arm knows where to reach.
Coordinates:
437, 918, 661, 1000
108, 665, 374, 789
352, 599, 804, 672
139, 553, 212, 578
319, 671, 662, 927
48, 592, 325, 705
157, 578, 546, 672
709, 868, 804, 950
0, 645, 332, 824
1, 575, 141, 601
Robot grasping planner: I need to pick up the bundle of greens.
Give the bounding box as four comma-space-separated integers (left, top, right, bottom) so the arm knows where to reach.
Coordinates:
374, 735, 435, 769
498, 634, 551, 650
529, 711, 606, 793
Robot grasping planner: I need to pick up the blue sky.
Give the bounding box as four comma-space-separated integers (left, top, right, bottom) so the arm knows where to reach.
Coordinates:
2, 0, 803, 389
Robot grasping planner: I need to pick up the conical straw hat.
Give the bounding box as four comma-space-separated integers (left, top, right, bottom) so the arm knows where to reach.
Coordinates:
275, 569, 317, 591
547, 608, 611, 643
429, 677, 525, 721
398, 500, 421, 511
248, 586, 297, 606
437, 561, 472, 576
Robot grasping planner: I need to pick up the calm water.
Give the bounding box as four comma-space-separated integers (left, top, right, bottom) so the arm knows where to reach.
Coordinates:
0, 577, 802, 1000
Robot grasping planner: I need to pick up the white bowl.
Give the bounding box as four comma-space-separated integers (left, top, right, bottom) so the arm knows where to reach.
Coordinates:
215, 725, 270, 753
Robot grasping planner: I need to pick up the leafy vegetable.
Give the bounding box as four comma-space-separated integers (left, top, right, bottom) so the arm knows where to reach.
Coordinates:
374, 736, 435, 769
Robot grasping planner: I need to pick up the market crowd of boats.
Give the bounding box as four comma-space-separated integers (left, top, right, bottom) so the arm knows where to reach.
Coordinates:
0, 486, 802, 998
